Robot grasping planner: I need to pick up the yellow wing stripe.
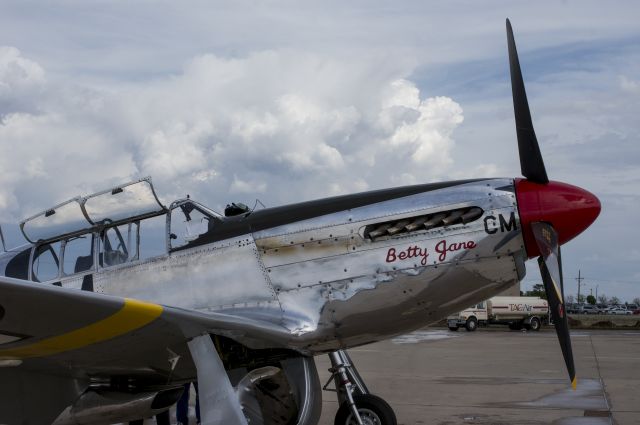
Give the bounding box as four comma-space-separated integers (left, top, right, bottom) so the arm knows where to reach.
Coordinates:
0, 298, 163, 359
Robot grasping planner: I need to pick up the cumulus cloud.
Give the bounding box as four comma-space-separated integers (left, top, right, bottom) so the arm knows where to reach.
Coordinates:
0, 47, 44, 91
139, 120, 214, 180
0, 112, 139, 217
0, 47, 45, 115
619, 75, 640, 94
0, 47, 464, 220
230, 175, 267, 194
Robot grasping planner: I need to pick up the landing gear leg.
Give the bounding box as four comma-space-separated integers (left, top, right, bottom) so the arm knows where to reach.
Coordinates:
324, 350, 397, 425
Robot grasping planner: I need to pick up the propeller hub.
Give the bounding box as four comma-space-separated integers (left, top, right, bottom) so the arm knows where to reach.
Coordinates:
515, 178, 601, 258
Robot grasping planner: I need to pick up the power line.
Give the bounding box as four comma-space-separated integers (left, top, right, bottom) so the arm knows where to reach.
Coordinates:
522, 277, 640, 285
578, 278, 640, 285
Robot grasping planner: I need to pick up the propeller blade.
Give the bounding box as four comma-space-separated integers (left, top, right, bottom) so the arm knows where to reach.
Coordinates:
506, 19, 549, 184
531, 222, 576, 389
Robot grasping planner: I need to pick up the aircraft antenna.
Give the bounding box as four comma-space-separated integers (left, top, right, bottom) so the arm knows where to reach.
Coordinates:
251, 198, 266, 212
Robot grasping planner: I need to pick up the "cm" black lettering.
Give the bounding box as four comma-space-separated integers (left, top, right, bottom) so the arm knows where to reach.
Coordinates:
484, 212, 517, 234
499, 212, 517, 232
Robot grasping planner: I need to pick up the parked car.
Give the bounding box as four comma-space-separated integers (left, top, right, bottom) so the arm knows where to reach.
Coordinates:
566, 303, 579, 314
633, 309, 640, 315
604, 307, 632, 315
574, 304, 600, 314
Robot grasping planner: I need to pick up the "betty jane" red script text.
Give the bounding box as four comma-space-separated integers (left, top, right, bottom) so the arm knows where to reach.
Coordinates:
385, 239, 476, 266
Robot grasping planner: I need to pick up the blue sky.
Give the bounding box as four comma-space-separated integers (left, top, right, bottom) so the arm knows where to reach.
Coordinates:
0, 1, 639, 302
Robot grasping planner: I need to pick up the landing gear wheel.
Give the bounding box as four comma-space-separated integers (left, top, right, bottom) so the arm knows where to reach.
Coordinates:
465, 317, 478, 332
448, 326, 459, 331
529, 317, 541, 331
335, 394, 397, 425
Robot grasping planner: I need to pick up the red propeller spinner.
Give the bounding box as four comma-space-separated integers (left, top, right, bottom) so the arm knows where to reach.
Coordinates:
515, 179, 601, 259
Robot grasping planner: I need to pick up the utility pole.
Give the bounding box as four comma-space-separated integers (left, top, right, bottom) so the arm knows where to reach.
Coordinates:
576, 270, 584, 303
0, 224, 6, 252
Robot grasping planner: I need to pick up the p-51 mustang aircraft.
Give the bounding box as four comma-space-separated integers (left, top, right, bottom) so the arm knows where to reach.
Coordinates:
0, 20, 600, 425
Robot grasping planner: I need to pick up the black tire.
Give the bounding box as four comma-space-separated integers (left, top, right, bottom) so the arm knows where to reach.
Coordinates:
155, 410, 171, 425
129, 421, 144, 425
334, 394, 397, 425
465, 317, 478, 332
448, 326, 459, 331
529, 317, 541, 331
508, 322, 523, 331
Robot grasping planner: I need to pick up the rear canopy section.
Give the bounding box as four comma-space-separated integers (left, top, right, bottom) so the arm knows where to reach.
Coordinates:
20, 178, 166, 243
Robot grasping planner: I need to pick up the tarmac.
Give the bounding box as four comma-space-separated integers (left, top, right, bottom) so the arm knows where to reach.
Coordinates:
315, 328, 640, 425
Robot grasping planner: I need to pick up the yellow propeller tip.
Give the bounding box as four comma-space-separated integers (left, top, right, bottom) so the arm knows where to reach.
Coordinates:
571, 377, 577, 390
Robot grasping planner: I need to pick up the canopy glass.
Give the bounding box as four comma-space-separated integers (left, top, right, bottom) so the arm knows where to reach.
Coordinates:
20, 178, 166, 243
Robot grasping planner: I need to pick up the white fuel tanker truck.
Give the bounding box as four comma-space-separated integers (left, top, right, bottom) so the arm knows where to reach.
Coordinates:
447, 297, 549, 332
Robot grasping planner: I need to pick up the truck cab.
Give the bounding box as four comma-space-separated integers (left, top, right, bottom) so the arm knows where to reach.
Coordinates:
447, 301, 487, 331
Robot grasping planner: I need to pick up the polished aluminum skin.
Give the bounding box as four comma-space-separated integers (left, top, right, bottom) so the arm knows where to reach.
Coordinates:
25, 177, 524, 354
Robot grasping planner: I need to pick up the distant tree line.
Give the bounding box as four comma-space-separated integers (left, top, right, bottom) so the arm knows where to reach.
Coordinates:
522, 284, 640, 306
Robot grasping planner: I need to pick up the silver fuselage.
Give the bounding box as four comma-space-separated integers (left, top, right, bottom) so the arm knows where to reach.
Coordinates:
1, 178, 526, 354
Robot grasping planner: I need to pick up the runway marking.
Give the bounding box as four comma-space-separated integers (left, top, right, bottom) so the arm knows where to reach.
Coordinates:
391, 330, 460, 344
0, 298, 163, 359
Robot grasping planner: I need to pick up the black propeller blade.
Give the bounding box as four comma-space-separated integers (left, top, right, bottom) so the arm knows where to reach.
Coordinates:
531, 222, 576, 389
506, 19, 549, 184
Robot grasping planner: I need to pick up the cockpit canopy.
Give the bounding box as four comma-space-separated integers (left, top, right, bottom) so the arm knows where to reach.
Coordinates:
6, 178, 231, 283
20, 178, 166, 243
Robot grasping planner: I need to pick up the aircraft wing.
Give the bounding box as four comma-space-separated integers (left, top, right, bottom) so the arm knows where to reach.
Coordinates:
0, 275, 292, 424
